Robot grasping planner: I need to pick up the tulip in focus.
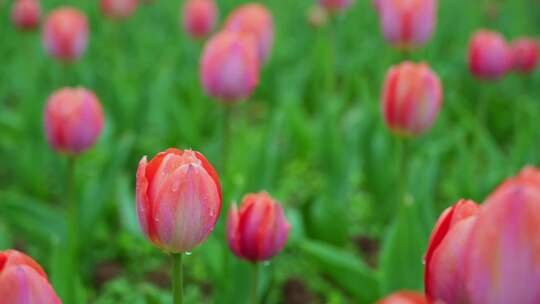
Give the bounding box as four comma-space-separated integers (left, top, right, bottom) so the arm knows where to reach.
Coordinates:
136, 148, 222, 253
227, 192, 291, 262
381, 61, 443, 136
44, 87, 104, 155
511, 38, 539, 74
319, 0, 353, 12
0, 250, 61, 304
11, 0, 41, 30
468, 30, 513, 80
307, 5, 328, 28
100, 0, 138, 20
200, 31, 259, 102
377, 290, 427, 304
224, 3, 274, 63
42, 7, 89, 62
182, 0, 217, 39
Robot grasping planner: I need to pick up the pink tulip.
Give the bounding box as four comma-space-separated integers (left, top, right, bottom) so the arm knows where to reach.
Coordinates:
319, 0, 354, 12
377, 290, 427, 304
381, 61, 443, 136
42, 7, 89, 62
468, 30, 512, 80
200, 31, 259, 102
374, 0, 437, 49
100, 0, 138, 20
136, 148, 222, 253
511, 38, 539, 74
11, 0, 41, 30
182, 0, 217, 39
227, 192, 291, 262
224, 3, 274, 63
0, 250, 61, 304
424, 199, 479, 304
44, 87, 104, 155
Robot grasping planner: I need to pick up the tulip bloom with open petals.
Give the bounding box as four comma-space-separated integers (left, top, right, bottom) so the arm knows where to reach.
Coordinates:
227, 192, 291, 262
224, 3, 274, 63
136, 148, 222, 253
374, 0, 437, 49
511, 38, 539, 74
182, 0, 217, 39
42, 7, 89, 62
377, 290, 427, 304
381, 61, 443, 136
319, 0, 353, 12
44, 87, 104, 155
11, 0, 41, 30
100, 0, 138, 20
0, 250, 61, 304
468, 30, 512, 80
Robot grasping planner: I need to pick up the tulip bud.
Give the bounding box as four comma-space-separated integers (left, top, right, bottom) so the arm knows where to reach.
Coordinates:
11, 0, 41, 30
319, 0, 353, 12
227, 192, 291, 262
200, 31, 259, 102
307, 5, 328, 29
424, 199, 479, 304
136, 148, 222, 253
375, 0, 436, 49
468, 30, 512, 80
511, 38, 539, 74
224, 3, 274, 64
381, 61, 443, 136
44, 87, 104, 155
182, 0, 217, 39
377, 290, 427, 304
42, 7, 89, 62
0, 250, 61, 304
100, 0, 138, 20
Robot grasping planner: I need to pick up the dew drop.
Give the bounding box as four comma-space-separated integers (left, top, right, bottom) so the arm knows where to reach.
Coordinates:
185, 251, 192, 256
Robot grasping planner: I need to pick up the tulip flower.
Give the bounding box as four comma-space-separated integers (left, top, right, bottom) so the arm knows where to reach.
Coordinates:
224, 3, 274, 64
511, 38, 539, 74
44, 87, 104, 155
200, 31, 259, 102
381, 61, 443, 136
374, 0, 437, 50
377, 290, 427, 304
424, 199, 479, 304
468, 30, 512, 80
307, 5, 328, 29
182, 0, 217, 39
319, 0, 353, 12
11, 0, 41, 30
0, 250, 61, 304
42, 7, 89, 62
100, 0, 138, 20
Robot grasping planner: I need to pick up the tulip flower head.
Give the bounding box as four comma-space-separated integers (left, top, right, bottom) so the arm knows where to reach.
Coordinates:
100, 0, 139, 20
0, 250, 61, 304
319, 0, 354, 12
377, 290, 427, 304
227, 192, 291, 262
468, 30, 513, 80
381, 61, 443, 136
224, 3, 274, 64
511, 38, 539, 74
42, 7, 89, 62
11, 0, 41, 30
182, 0, 217, 39
136, 148, 222, 253
307, 5, 328, 29
44, 87, 104, 155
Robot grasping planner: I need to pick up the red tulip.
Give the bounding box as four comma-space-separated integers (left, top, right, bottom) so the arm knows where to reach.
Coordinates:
182, 0, 217, 39
468, 30, 512, 80
44, 87, 104, 155
11, 0, 41, 30
136, 148, 222, 253
224, 3, 274, 64
381, 61, 443, 136
424, 199, 479, 304
319, 0, 353, 12
0, 250, 61, 304
511, 38, 539, 74
42, 7, 89, 62
100, 0, 138, 20
227, 192, 291, 262
200, 31, 259, 102
377, 290, 427, 304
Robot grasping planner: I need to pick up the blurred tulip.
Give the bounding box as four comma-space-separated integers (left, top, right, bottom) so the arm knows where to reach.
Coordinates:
11, 0, 41, 30
136, 148, 222, 253
227, 192, 291, 262
42, 7, 89, 62
377, 290, 427, 304
307, 5, 328, 28
381, 61, 443, 136
100, 0, 138, 20
319, 0, 353, 12
0, 250, 61, 304
424, 199, 479, 304
511, 38, 539, 74
44, 87, 104, 155
468, 30, 512, 80
224, 3, 274, 63
182, 0, 217, 39
200, 31, 259, 102
375, 0, 437, 49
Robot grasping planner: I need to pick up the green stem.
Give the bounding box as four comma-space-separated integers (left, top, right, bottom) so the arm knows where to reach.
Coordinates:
221, 104, 232, 173
172, 253, 184, 304
251, 263, 259, 304
66, 156, 78, 303
397, 136, 410, 205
